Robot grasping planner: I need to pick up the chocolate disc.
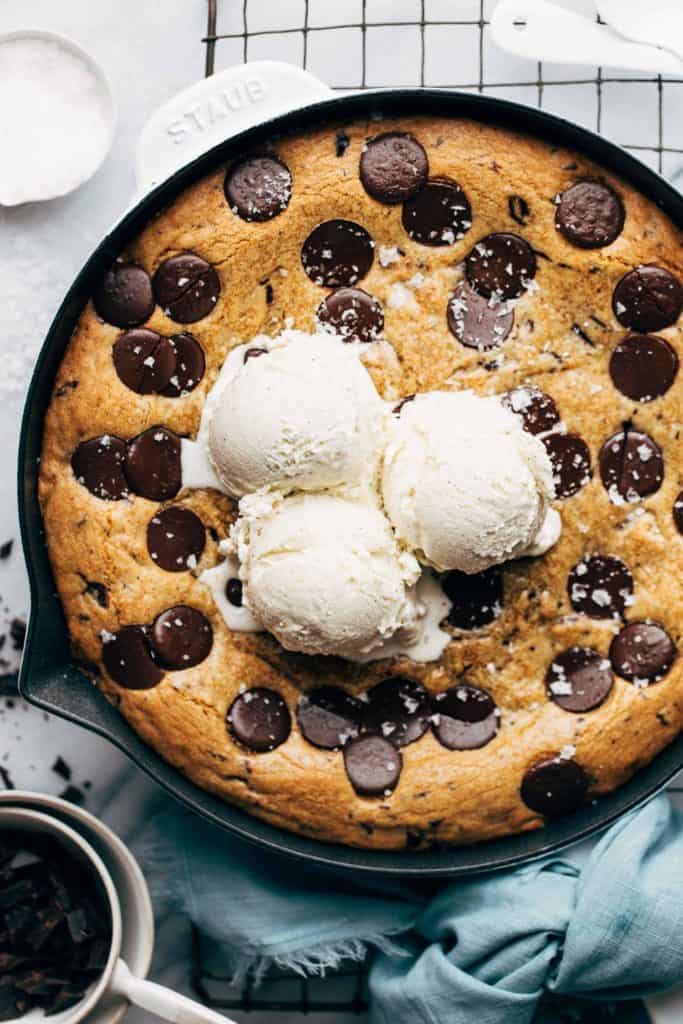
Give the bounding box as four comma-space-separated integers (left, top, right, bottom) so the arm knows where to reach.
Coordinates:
71, 435, 129, 500
542, 433, 592, 499
161, 333, 205, 397
101, 625, 163, 689
124, 426, 182, 501
521, 757, 589, 817
501, 386, 560, 435
609, 334, 678, 402
610, 620, 677, 682
93, 262, 154, 328
225, 578, 243, 606
599, 427, 663, 503
301, 219, 374, 288
224, 154, 292, 221
546, 647, 614, 712
555, 180, 625, 249
362, 677, 430, 747
228, 687, 291, 752
317, 287, 384, 343
150, 604, 213, 669
442, 568, 503, 630
613, 265, 683, 333
297, 686, 362, 749
153, 253, 221, 323
359, 132, 428, 204
567, 554, 633, 619
343, 734, 402, 797
113, 328, 176, 395
431, 685, 499, 750
401, 177, 472, 246
466, 232, 537, 300
146, 506, 205, 572
447, 281, 514, 350
674, 491, 683, 534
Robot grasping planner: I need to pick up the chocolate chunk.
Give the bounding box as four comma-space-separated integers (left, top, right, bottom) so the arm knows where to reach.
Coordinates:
599, 426, 663, 503
161, 333, 205, 397
93, 262, 154, 328
224, 154, 292, 221
301, 219, 374, 287
401, 177, 472, 246
447, 281, 514, 350
674, 491, 683, 534
124, 426, 182, 501
521, 757, 589, 816
147, 506, 205, 572
52, 757, 71, 782
84, 581, 108, 608
153, 253, 221, 323
609, 334, 678, 401
546, 647, 614, 712
568, 554, 633, 619
150, 605, 212, 670
297, 686, 362, 749
610, 621, 677, 682
71, 435, 129, 501
542, 432, 592, 498
508, 195, 530, 226
227, 687, 291, 752
501, 386, 560, 435
613, 265, 683, 332
432, 684, 499, 750
555, 180, 624, 249
359, 132, 428, 204
466, 232, 537, 300
225, 578, 243, 607
101, 625, 163, 689
343, 734, 402, 797
362, 677, 430, 747
317, 287, 384, 343
442, 568, 503, 630
112, 328, 176, 394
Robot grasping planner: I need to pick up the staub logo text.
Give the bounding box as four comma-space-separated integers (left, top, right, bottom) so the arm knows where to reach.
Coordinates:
166, 77, 267, 145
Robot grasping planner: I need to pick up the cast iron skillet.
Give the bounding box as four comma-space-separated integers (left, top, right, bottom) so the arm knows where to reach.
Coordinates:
18, 89, 683, 877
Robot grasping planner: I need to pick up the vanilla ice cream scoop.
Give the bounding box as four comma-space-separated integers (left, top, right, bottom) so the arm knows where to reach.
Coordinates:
206, 331, 386, 498
230, 492, 423, 659
382, 391, 560, 574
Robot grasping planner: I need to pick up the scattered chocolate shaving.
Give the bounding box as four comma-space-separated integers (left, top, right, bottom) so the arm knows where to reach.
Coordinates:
0, 542, 12, 561
0, 765, 14, 790
53, 380, 79, 399
264, 282, 274, 304
9, 620, 25, 653
572, 323, 596, 347
59, 786, 85, 806
52, 757, 71, 782
335, 130, 350, 157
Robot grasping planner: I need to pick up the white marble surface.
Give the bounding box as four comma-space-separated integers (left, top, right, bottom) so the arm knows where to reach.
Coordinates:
2, 1, 683, 1021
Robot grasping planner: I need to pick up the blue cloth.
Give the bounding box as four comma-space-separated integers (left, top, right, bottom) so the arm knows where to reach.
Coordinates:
139, 795, 683, 1023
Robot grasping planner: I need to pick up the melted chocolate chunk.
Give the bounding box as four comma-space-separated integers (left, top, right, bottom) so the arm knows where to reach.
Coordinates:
401, 177, 472, 246
555, 180, 624, 249
124, 426, 182, 501
466, 232, 537, 300
446, 281, 514, 350
442, 568, 503, 630
542, 433, 592, 499
610, 621, 677, 682
301, 219, 374, 287
101, 625, 163, 689
297, 686, 362, 749
599, 426, 663, 503
343, 734, 402, 797
225, 154, 292, 221
432, 685, 499, 750
609, 334, 678, 402
150, 605, 212, 670
546, 647, 614, 712
147, 506, 205, 572
359, 132, 428, 204
501, 386, 560, 435
153, 253, 221, 323
567, 554, 633, 619
225, 578, 243, 607
71, 435, 129, 501
521, 757, 589, 817
161, 333, 205, 397
362, 677, 430, 747
93, 262, 154, 328
674, 491, 683, 534
317, 287, 384, 343
113, 328, 176, 394
613, 265, 683, 333
228, 687, 291, 752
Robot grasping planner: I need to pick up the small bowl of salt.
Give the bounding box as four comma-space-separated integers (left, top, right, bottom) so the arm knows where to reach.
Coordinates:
0, 30, 115, 206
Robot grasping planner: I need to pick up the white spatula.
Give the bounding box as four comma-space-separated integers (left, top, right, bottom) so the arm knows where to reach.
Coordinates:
596, 0, 683, 64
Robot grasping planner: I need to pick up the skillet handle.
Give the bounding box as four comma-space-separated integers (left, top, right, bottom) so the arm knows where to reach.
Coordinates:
135, 60, 332, 193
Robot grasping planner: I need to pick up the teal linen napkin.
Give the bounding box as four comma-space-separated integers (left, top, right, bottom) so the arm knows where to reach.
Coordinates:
140, 794, 683, 1023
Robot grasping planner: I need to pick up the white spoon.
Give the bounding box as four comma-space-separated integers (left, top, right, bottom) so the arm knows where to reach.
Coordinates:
596, 0, 683, 64
491, 0, 683, 75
